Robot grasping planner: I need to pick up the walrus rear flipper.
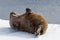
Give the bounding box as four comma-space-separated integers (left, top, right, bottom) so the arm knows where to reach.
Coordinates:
10, 12, 16, 18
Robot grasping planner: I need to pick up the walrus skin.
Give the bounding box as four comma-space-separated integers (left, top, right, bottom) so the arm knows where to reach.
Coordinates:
9, 8, 48, 36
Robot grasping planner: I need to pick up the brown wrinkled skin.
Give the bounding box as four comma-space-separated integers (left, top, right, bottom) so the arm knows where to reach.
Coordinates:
9, 11, 48, 36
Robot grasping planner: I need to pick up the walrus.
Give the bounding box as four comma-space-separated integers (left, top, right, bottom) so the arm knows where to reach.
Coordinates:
9, 8, 48, 36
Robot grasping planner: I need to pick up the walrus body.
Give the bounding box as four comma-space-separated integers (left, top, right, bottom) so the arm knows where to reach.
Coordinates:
9, 8, 48, 36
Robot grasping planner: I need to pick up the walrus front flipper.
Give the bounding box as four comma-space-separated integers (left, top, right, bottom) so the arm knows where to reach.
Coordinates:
25, 8, 32, 15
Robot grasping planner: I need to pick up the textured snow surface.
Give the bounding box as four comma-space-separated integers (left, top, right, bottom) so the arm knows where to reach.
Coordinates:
0, 19, 60, 40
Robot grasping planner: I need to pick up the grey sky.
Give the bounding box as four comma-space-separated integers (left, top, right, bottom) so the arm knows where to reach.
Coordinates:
0, 0, 60, 24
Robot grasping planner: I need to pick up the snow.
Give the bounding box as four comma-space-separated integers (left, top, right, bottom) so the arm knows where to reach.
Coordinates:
0, 19, 60, 40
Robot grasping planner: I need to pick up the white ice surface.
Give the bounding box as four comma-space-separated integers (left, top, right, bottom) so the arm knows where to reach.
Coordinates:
0, 19, 60, 40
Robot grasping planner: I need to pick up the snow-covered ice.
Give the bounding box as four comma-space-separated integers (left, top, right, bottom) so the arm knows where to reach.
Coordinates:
0, 19, 60, 40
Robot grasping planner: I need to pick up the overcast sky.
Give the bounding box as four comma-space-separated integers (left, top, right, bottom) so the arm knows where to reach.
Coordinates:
0, 0, 60, 24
